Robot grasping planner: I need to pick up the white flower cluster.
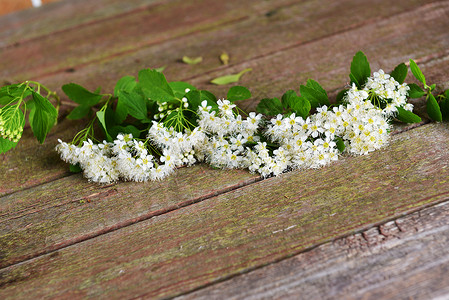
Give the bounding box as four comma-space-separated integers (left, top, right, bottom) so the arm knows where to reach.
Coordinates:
56, 70, 411, 183
57, 126, 207, 183
364, 69, 412, 116
197, 99, 262, 169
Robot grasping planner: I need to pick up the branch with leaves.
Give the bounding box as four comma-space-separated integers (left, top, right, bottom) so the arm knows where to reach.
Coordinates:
0, 81, 59, 153
1, 51, 448, 184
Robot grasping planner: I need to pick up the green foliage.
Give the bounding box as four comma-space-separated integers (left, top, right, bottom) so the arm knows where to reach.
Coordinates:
210, 68, 252, 85
440, 97, 449, 121
281, 90, 310, 118
0, 81, 59, 153
426, 94, 442, 122
67, 104, 91, 120
138, 69, 175, 103
299, 79, 329, 109
336, 89, 348, 104
114, 76, 137, 97
29, 92, 58, 143
0, 137, 18, 153
335, 137, 345, 152
62, 83, 102, 106
390, 63, 407, 84
119, 91, 147, 120
350, 51, 371, 88
256, 98, 283, 116
409, 59, 426, 86
182, 56, 203, 65
408, 83, 425, 98
169, 82, 196, 98
69, 164, 82, 173
396, 107, 422, 123
227, 86, 251, 102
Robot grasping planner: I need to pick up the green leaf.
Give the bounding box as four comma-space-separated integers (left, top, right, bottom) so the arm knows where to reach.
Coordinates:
256, 97, 283, 116
185, 90, 202, 112
439, 97, 449, 121
0, 93, 14, 105
281, 90, 311, 117
182, 56, 203, 65
138, 69, 175, 103
336, 89, 348, 104
427, 94, 442, 122
390, 63, 407, 84
62, 83, 103, 106
67, 104, 91, 120
396, 107, 422, 123
200, 90, 218, 109
1, 84, 30, 98
154, 66, 166, 73
281, 90, 298, 109
96, 111, 112, 141
169, 82, 197, 98
119, 91, 147, 120
69, 164, 82, 173
299, 79, 329, 108
227, 86, 251, 102
445, 89, 449, 99
200, 90, 217, 103
210, 68, 252, 85
29, 92, 57, 144
109, 125, 141, 140
407, 83, 425, 98
114, 97, 129, 124
291, 97, 311, 119
409, 59, 426, 85
335, 137, 345, 152
350, 51, 371, 88
114, 76, 137, 97
0, 136, 18, 154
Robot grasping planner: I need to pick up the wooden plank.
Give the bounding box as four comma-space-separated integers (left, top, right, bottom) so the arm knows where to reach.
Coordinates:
0, 0, 298, 81
0, 165, 258, 268
18, 0, 447, 109
186, 0, 449, 113
179, 200, 449, 300
1, 8, 448, 212
0, 0, 165, 46
1, 123, 448, 299
0, 118, 86, 196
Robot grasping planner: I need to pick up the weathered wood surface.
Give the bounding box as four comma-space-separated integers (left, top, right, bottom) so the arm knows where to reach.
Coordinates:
0, 0, 59, 17
1, 123, 449, 299
179, 199, 449, 300
0, 0, 163, 46
0, 0, 446, 199
0, 165, 258, 268
1, 0, 449, 298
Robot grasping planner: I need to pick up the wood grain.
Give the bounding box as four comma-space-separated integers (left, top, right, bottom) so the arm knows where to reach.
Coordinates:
2, 0, 447, 200
0, 0, 297, 81
0, 119, 85, 196
0, 0, 164, 46
1, 123, 448, 299
0, 164, 258, 268
18, 0, 448, 111
179, 200, 449, 300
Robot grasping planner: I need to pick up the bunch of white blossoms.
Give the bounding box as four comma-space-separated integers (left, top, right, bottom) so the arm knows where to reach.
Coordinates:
56, 126, 207, 183
196, 99, 263, 169
56, 69, 412, 183
364, 69, 412, 116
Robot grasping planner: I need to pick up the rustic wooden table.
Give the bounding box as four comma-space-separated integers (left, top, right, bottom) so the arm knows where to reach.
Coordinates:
1, 0, 449, 299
